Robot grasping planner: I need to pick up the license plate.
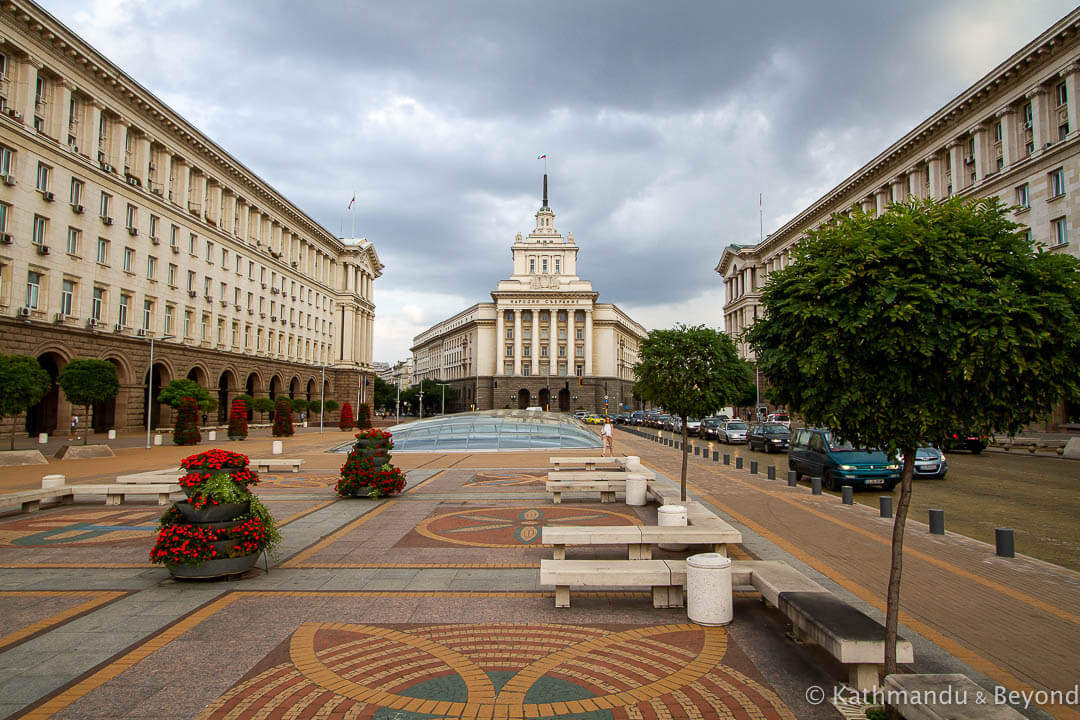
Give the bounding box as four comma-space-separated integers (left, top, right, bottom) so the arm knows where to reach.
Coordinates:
865, 479, 883, 485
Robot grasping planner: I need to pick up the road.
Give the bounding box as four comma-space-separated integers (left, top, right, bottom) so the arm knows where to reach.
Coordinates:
642, 427, 1080, 572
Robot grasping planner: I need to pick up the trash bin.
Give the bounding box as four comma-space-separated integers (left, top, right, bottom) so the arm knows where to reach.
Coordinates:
687, 552, 733, 626
658, 504, 687, 551
625, 474, 647, 506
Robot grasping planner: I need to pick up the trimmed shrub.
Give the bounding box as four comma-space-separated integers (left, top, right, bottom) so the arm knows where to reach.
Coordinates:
173, 396, 201, 445
356, 403, 372, 429
339, 402, 354, 431
272, 397, 294, 437
227, 396, 248, 440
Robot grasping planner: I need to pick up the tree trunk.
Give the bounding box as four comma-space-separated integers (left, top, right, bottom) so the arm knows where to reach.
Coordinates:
83, 404, 90, 445
885, 447, 915, 705
680, 416, 689, 501
9, 417, 16, 451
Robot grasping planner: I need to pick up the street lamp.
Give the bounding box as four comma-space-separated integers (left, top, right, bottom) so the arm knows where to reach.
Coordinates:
319, 364, 328, 433
396, 376, 401, 424
438, 382, 450, 416
145, 334, 176, 449
418, 389, 424, 420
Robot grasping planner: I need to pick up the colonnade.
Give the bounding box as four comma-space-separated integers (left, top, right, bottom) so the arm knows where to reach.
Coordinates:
494, 306, 592, 378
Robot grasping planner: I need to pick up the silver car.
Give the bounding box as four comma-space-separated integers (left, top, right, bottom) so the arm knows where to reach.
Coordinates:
719, 421, 749, 444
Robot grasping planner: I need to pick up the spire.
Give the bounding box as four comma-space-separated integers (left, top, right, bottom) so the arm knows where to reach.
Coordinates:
542, 174, 548, 209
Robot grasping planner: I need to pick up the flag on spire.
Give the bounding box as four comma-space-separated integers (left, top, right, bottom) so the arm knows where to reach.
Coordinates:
537, 154, 546, 159
347, 195, 356, 210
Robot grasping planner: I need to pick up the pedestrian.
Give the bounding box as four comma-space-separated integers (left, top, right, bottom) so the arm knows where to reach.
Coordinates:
601, 416, 614, 457
202, 412, 208, 427
70, 414, 78, 436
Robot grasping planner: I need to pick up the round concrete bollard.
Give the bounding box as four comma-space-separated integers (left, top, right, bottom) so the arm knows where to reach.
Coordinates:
879, 496, 893, 518
107, 429, 117, 440
41, 474, 66, 489
712, 451, 719, 462
272, 440, 284, 455
842, 485, 854, 504
750, 460, 758, 475
735, 457, 743, 469
687, 553, 734, 626
38, 433, 48, 444
995, 528, 1015, 557
787, 470, 797, 487
767, 465, 776, 480
625, 475, 647, 506
929, 509, 945, 535
723, 454, 730, 465
658, 504, 688, 551
811, 476, 822, 495
208, 430, 217, 441
153, 434, 163, 446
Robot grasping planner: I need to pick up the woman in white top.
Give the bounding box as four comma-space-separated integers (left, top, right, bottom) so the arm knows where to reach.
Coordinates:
601, 417, 614, 457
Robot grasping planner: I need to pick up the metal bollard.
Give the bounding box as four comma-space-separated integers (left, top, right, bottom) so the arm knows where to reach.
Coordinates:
713, 451, 719, 462
879, 496, 893, 518
694, 446, 700, 457
723, 454, 730, 465
787, 471, 798, 487
750, 460, 758, 475
735, 456, 743, 469
842, 486, 853, 505
995, 528, 1015, 557
811, 477, 822, 495
767, 465, 776, 480
929, 509, 945, 535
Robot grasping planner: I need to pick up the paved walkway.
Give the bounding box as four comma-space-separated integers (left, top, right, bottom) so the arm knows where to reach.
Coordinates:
0, 428, 1074, 719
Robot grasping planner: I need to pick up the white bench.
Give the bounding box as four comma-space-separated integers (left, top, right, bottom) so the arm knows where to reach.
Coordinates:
543, 524, 738, 560
1, 487, 77, 512
547, 470, 644, 482
550, 456, 622, 471
883, 674, 1024, 719
539, 558, 687, 608
250, 458, 305, 472
66, 483, 181, 506
546, 480, 623, 504
117, 468, 183, 484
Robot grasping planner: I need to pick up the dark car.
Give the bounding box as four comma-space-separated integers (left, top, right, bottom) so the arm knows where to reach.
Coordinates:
788, 428, 900, 491
898, 446, 949, 479
945, 432, 989, 453
748, 422, 792, 453
700, 417, 725, 440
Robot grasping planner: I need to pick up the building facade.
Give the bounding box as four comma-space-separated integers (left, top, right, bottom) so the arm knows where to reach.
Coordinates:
716, 9, 1080, 426
0, 0, 381, 435
411, 176, 647, 413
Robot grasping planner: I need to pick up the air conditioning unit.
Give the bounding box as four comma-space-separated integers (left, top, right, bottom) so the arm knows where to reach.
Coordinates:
136, 328, 147, 337
150, 236, 160, 245
219, 300, 228, 308
5, 108, 22, 120
36, 244, 50, 255
41, 190, 54, 201
964, 154, 974, 164
151, 186, 163, 196
127, 227, 138, 236
114, 323, 123, 332
1024, 119, 1033, 130
170, 245, 179, 254
126, 175, 140, 187
101, 163, 113, 173
54, 312, 65, 323
87, 318, 99, 328
71, 203, 84, 214
247, 308, 254, 315
261, 282, 267, 289
17, 306, 30, 317
234, 304, 242, 311
102, 216, 113, 225
2, 174, 15, 185
270, 316, 277, 322
188, 290, 197, 298
204, 295, 213, 302
0, 233, 12, 244
291, 261, 297, 268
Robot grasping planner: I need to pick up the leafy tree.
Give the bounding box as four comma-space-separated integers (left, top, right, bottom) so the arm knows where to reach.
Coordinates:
401, 379, 454, 416
633, 324, 751, 500
0, 355, 52, 450
323, 399, 339, 417
272, 397, 294, 437
57, 359, 119, 445
373, 376, 396, 412
173, 396, 201, 445
234, 393, 254, 420
308, 399, 322, 414
252, 396, 275, 422
158, 379, 211, 409
291, 398, 309, 414
746, 197, 1080, 679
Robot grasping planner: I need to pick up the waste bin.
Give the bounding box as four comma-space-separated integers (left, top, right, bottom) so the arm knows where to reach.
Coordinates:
658, 504, 687, 551
625, 474, 647, 506
687, 552, 733, 626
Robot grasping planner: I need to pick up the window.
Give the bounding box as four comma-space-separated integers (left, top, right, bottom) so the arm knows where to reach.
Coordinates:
59, 280, 74, 316
0, 145, 12, 175
32, 215, 47, 246
576, 363, 584, 377
26, 271, 41, 309
185, 270, 195, 291
1050, 168, 1066, 199
504, 362, 514, 376
0, 202, 8, 232
35, 162, 50, 192
146, 255, 157, 280
523, 345, 531, 357
505, 344, 513, 358
205, 240, 213, 262
1060, 123, 1070, 141
505, 328, 513, 339
542, 258, 548, 273
66, 227, 80, 255
558, 327, 566, 340
221, 247, 228, 267
1057, 82, 1068, 107
96, 238, 109, 264
248, 261, 254, 279
219, 281, 227, 300
142, 299, 153, 330
100, 192, 112, 219
125, 204, 137, 229
118, 294, 130, 327
1052, 216, 1068, 246
167, 263, 177, 286
1016, 183, 1030, 209
184, 311, 192, 338
91, 287, 104, 321
523, 327, 531, 339
575, 310, 584, 322
529, 258, 535, 273
170, 224, 179, 247
559, 363, 567, 376
201, 314, 208, 340
994, 121, 1003, 142
189, 233, 197, 255
575, 328, 584, 340
540, 327, 549, 340
70, 178, 83, 205
1023, 102, 1034, 128
122, 247, 134, 273
575, 345, 584, 358
541, 345, 549, 357
554, 259, 560, 274
522, 365, 531, 377
559, 345, 566, 357
165, 305, 174, 336
149, 214, 159, 239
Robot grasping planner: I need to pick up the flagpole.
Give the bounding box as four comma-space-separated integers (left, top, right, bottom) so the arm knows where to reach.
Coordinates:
351, 190, 356, 239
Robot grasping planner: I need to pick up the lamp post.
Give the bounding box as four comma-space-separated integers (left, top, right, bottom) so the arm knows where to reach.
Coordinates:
438, 382, 450, 416
396, 376, 401, 424
418, 389, 424, 420
145, 334, 175, 449
319, 364, 326, 433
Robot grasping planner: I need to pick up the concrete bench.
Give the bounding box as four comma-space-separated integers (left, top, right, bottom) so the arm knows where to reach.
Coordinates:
1, 487, 77, 513
546, 480, 623, 504
547, 470, 649, 482
539, 558, 687, 608
883, 674, 1024, 719
779, 591, 913, 691
116, 469, 183, 484
68, 483, 181, 506
550, 456, 622, 471
250, 458, 305, 472
543, 526, 650, 559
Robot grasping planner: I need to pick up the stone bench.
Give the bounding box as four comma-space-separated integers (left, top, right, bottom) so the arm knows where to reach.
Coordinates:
550, 456, 622, 471
1, 487, 77, 512
548, 469, 655, 482
883, 674, 1024, 719
779, 591, 913, 691
539, 558, 687, 608
546, 480, 623, 504
117, 469, 183, 484
250, 458, 305, 472
543, 522, 740, 559
66, 483, 181, 506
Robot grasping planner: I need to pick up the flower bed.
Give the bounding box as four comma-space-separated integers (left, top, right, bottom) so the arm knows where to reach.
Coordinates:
336, 429, 406, 498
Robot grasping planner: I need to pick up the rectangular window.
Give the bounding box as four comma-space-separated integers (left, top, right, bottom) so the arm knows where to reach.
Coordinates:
165, 305, 174, 335
542, 258, 548, 273
994, 121, 1003, 142
189, 233, 197, 255
187, 270, 196, 291
248, 261, 254, 279
100, 192, 111, 219
170, 224, 179, 247
167, 263, 177, 286
540, 345, 549, 357
575, 345, 584, 358
26, 271, 41, 309
32, 215, 47, 246
576, 363, 584, 377
149, 214, 159, 239
201, 314, 208, 340
1016, 183, 1030, 209
1023, 102, 1034, 128
66, 227, 80, 255
125, 203, 137, 229
123, 247, 134, 272
504, 362, 513, 376
60, 280, 74, 316
184, 310, 192, 338
219, 281, 227, 300
505, 328, 513, 339
1050, 168, 1066, 198
540, 328, 549, 339
522, 365, 531, 377
1052, 216, 1068, 246
1060, 123, 1070, 141
559, 363, 567, 376
96, 238, 108, 264
221, 247, 228, 267
205, 240, 213, 262
91, 287, 104, 321
118, 294, 130, 326
1057, 81, 1068, 107
575, 328, 584, 340
523, 345, 531, 357
529, 258, 535, 273
142, 299, 153, 330
0, 202, 7, 232
554, 259, 560, 274
0, 145, 12, 175
558, 327, 566, 340
505, 344, 513, 357
523, 327, 531, 339
559, 345, 566, 357
35, 162, 50, 191
70, 178, 83, 205
146, 255, 157, 279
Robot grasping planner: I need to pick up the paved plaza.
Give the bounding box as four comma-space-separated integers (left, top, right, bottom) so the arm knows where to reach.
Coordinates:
0, 426, 1076, 719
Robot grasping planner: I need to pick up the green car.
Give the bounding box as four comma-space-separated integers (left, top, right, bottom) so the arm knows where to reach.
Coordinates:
788, 428, 900, 491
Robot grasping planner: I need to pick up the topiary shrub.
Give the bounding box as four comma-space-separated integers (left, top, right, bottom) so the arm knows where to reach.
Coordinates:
356, 403, 371, 429
227, 396, 248, 440
173, 396, 201, 446
272, 397, 294, 437
339, 402, 354, 431
336, 429, 406, 498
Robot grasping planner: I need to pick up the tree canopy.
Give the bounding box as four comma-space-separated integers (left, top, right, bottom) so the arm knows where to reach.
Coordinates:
373, 375, 396, 411
57, 358, 119, 444
634, 324, 750, 499
746, 196, 1080, 676
0, 355, 52, 450
157, 379, 212, 409
401, 379, 457, 416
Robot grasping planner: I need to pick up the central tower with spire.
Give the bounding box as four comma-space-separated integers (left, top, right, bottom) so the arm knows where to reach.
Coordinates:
503, 173, 585, 289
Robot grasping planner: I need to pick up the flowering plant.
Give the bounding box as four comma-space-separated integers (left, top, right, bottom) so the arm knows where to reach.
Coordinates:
178, 450, 259, 508
149, 516, 272, 567
336, 429, 406, 498
180, 449, 250, 470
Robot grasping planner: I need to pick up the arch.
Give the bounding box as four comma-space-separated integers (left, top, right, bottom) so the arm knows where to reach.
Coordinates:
25, 352, 65, 436
186, 364, 209, 387
558, 388, 570, 412
306, 378, 316, 403
217, 369, 237, 423
268, 375, 281, 399
517, 388, 530, 409
289, 376, 300, 399
538, 388, 550, 411
140, 361, 170, 432
245, 372, 260, 398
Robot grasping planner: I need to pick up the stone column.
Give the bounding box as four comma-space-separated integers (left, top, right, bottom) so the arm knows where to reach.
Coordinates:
12, 54, 38, 123
531, 309, 540, 375
548, 308, 558, 377
1026, 86, 1047, 154
925, 155, 944, 199
875, 187, 889, 215
513, 310, 522, 376
52, 79, 74, 145
341, 306, 355, 363
946, 141, 963, 195
906, 166, 922, 201
1061, 64, 1080, 140
969, 124, 987, 184
495, 308, 505, 376
890, 176, 905, 204
996, 107, 1017, 169
584, 309, 593, 376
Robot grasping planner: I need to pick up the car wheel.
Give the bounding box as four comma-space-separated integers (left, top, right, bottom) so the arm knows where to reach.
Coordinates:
823, 471, 838, 491
970, 442, 985, 454
788, 464, 802, 483
884, 481, 898, 492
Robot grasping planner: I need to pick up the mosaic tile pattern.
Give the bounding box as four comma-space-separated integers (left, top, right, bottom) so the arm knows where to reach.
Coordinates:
411, 506, 641, 548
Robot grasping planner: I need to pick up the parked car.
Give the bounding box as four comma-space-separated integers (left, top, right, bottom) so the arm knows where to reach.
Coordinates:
748, 422, 792, 453
897, 446, 949, 479
661, 415, 677, 432
944, 432, 989, 453
684, 418, 702, 436
583, 413, 605, 425
718, 421, 749, 444
700, 417, 725, 440
573, 411, 588, 420
765, 412, 791, 427
788, 428, 900, 491
629, 411, 646, 426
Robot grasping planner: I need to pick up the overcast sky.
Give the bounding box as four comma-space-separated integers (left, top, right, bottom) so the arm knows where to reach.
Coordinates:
38, 0, 1077, 363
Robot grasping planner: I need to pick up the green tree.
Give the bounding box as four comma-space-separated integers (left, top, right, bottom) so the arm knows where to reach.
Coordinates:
291, 398, 309, 414
57, 359, 119, 445
746, 197, 1080, 680
234, 393, 254, 420
633, 325, 751, 501
401, 379, 454, 416
322, 399, 339, 420
252, 396, 275, 422
157, 379, 211, 409
373, 376, 396, 412
0, 355, 52, 450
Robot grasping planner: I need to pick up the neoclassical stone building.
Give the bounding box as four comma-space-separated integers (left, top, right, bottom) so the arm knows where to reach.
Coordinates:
717, 8, 1080, 425
411, 176, 646, 413
0, 0, 381, 435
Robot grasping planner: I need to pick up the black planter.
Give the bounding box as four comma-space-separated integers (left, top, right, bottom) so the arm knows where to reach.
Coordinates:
168, 552, 260, 579
174, 500, 249, 523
